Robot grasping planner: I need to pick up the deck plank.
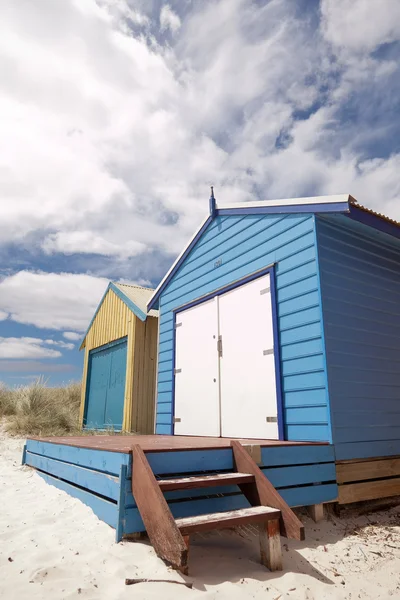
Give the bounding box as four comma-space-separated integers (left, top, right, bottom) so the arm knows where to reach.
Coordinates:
338, 477, 400, 504
336, 457, 400, 484
158, 472, 255, 491
27, 434, 327, 453
175, 506, 280, 534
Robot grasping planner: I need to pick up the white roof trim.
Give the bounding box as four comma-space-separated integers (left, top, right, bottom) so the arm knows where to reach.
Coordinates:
217, 194, 351, 210
147, 214, 210, 309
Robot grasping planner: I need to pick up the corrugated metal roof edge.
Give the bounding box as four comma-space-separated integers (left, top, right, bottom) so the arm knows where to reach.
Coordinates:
79, 281, 158, 351
113, 282, 158, 318
114, 282, 154, 292
349, 196, 400, 228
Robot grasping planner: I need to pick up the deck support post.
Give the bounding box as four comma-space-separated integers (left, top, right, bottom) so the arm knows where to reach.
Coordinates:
125, 532, 146, 540
179, 536, 190, 576
21, 444, 27, 466
232, 440, 305, 541
116, 464, 128, 543
307, 503, 324, 523
259, 519, 282, 571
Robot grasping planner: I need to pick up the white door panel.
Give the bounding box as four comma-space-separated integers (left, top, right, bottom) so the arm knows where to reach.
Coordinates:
174, 298, 220, 436
219, 274, 279, 439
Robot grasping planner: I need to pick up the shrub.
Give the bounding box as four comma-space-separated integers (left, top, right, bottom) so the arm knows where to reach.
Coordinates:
0, 384, 17, 417
3, 378, 82, 436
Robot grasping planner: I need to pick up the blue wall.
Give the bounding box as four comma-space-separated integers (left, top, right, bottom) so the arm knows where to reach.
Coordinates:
316, 215, 400, 460
156, 212, 331, 441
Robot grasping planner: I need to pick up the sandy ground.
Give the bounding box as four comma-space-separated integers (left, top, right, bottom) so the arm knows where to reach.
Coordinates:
1, 430, 400, 600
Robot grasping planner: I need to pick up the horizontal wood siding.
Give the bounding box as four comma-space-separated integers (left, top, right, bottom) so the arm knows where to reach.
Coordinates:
25, 440, 127, 540
26, 439, 130, 475
336, 456, 400, 504
316, 216, 400, 460
156, 213, 330, 441
25, 452, 120, 501
38, 472, 118, 529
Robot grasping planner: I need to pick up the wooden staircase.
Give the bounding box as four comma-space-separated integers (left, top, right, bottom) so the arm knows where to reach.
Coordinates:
131, 440, 305, 575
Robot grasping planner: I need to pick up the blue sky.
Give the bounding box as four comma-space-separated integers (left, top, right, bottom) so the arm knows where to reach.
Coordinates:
1, 0, 400, 386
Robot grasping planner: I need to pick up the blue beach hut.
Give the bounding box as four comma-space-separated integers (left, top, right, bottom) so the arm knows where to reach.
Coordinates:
148, 193, 400, 504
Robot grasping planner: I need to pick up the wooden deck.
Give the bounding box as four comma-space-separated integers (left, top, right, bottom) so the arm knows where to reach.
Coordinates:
23, 435, 338, 543
27, 434, 327, 453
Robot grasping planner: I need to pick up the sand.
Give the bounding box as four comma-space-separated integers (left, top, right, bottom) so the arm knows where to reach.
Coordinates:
1, 429, 399, 600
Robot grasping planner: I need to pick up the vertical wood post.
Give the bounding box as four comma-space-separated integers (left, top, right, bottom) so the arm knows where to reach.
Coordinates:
125, 532, 146, 540
180, 536, 190, 575
232, 441, 305, 541
307, 503, 324, 523
116, 464, 127, 543
259, 519, 283, 571
123, 316, 136, 432
21, 444, 27, 465
78, 346, 89, 428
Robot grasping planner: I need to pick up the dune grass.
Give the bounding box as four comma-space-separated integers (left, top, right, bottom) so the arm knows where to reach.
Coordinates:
0, 379, 82, 436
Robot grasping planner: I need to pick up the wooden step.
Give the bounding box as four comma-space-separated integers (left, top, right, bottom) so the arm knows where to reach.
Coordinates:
175, 505, 280, 535
158, 472, 255, 491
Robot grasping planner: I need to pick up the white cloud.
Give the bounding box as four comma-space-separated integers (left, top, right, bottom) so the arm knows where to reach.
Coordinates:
0, 337, 61, 359
321, 0, 400, 55
0, 311, 8, 321
0, 271, 108, 332
0, 0, 399, 274
63, 331, 83, 341
42, 230, 146, 258
44, 339, 75, 350
160, 5, 181, 34
96, 0, 150, 29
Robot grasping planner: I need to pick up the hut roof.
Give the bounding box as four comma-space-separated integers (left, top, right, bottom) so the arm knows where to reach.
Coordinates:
147, 194, 400, 311
113, 282, 158, 319
80, 281, 158, 350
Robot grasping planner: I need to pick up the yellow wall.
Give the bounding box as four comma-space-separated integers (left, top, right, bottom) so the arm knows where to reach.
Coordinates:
79, 289, 156, 433
82, 287, 131, 350
131, 316, 157, 434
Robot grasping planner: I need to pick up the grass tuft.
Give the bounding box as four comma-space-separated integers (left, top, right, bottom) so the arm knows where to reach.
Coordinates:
0, 384, 17, 417
0, 378, 81, 436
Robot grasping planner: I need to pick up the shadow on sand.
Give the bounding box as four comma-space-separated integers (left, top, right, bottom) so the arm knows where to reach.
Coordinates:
126, 505, 400, 592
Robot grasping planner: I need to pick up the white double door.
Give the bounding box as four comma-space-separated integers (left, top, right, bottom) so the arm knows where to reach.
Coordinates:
174, 274, 279, 439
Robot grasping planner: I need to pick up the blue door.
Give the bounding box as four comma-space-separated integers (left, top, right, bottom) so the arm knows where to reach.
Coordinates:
84, 339, 127, 430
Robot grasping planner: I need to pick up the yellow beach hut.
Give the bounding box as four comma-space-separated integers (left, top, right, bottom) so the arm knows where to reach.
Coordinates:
79, 282, 158, 433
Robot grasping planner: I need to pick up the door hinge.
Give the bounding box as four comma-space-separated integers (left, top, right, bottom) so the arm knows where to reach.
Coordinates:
175, 322, 182, 328
174, 368, 181, 375
217, 335, 223, 358
266, 416, 278, 423
260, 287, 270, 295
174, 417, 181, 423
263, 348, 274, 356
